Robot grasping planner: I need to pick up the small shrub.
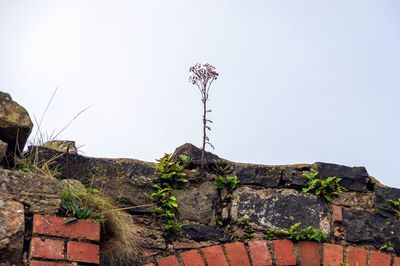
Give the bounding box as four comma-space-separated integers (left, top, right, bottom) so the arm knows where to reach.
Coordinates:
156, 154, 189, 189
302, 169, 347, 202
146, 154, 192, 237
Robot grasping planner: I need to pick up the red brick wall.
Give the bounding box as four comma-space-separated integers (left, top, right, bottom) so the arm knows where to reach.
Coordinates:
29, 214, 100, 266
144, 241, 400, 266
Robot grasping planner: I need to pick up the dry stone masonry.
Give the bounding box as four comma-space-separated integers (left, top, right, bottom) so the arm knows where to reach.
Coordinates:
0, 91, 400, 265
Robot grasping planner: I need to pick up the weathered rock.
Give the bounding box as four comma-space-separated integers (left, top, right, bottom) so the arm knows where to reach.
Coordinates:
0, 92, 33, 153
171, 143, 222, 170
314, 162, 369, 192
374, 185, 400, 213
343, 209, 400, 255
231, 187, 330, 235
281, 166, 310, 188
0, 199, 24, 265
233, 164, 282, 188
28, 146, 157, 213
331, 192, 374, 209
180, 224, 229, 243
0, 169, 61, 214
172, 181, 219, 225
42, 140, 78, 154
60, 179, 86, 194
0, 140, 7, 163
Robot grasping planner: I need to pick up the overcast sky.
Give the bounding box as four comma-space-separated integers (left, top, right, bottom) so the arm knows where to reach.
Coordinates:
1, 1, 399, 188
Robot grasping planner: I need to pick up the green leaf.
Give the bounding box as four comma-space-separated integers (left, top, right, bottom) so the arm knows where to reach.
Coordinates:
63, 217, 78, 224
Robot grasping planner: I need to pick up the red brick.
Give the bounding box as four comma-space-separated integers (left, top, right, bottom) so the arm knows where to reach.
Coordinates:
202, 245, 229, 266
248, 240, 273, 266
273, 240, 296, 266
332, 205, 343, 222
346, 246, 367, 266
298, 241, 320, 266
157, 255, 180, 266
180, 250, 205, 266
67, 241, 99, 264
30, 260, 75, 266
30, 237, 64, 260
225, 242, 251, 266
323, 243, 343, 266
33, 214, 100, 241
393, 257, 400, 266
369, 251, 391, 266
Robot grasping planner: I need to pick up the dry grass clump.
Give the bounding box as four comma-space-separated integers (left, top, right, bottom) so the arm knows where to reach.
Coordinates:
61, 180, 143, 265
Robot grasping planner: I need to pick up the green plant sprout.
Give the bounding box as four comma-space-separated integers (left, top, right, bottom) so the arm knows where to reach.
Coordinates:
265, 223, 326, 242
389, 198, 400, 215
213, 175, 240, 190
302, 169, 347, 202
380, 242, 393, 250
61, 189, 102, 223
212, 159, 233, 176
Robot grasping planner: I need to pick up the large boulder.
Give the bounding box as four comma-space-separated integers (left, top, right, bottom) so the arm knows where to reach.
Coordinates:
0, 199, 25, 266
231, 187, 330, 235
0, 92, 33, 154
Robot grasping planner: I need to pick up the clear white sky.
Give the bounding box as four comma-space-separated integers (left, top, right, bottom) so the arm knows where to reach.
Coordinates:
1, 1, 399, 188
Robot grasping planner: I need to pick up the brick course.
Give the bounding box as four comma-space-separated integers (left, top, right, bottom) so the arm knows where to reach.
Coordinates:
33, 214, 100, 241
142, 240, 400, 266
29, 214, 100, 265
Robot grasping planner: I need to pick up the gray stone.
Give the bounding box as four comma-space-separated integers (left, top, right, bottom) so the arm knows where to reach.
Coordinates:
171, 143, 223, 170
233, 164, 281, 188
231, 187, 330, 235
0, 200, 24, 265
180, 224, 229, 242
172, 181, 219, 225
343, 209, 400, 255
374, 185, 400, 213
331, 191, 374, 209
314, 162, 369, 192
0, 92, 33, 154
0, 169, 61, 214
